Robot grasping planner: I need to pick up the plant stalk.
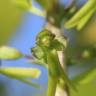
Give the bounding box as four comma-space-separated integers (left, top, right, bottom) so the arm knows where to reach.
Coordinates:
45, 22, 69, 96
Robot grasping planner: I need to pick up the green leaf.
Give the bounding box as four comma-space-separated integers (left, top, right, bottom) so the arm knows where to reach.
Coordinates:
0, 67, 41, 88
65, 0, 96, 29
0, 46, 23, 60
72, 68, 96, 85
29, 6, 46, 17
0, 0, 22, 45
13, 0, 32, 10
77, 6, 96, 30
13, 0, 46, 17
0, 67, 41, 78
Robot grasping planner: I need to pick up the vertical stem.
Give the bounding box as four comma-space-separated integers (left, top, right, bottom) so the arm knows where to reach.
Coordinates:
45, 22, 69, 96
47, 74, 58, 96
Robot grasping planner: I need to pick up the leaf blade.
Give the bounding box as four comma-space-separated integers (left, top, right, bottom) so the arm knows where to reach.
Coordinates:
0, 46, 23, 60
13, 0, 46, 17
0, 67, 41, 88
72, 68, 96, 85
0, 67, 41, 79
65, 0, 96, 29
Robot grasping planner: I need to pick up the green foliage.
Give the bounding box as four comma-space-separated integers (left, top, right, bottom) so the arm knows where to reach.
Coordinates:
1, 0, 96, 96
0, 46, 24, 60
0, 0, 22, 45
0, 67, 41, 79
0, 67, 41, 88
65, 0, 96, 30
14, 0, 46, 17
14, 0, 32, 10
76, 7, 96, 30
72, 68, 96, 85
36, 0, 76, 27
71, 83, 96, 96
0, 46, 42, 88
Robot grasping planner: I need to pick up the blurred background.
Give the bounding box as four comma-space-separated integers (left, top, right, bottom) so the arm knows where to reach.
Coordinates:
0, 0, 96, 96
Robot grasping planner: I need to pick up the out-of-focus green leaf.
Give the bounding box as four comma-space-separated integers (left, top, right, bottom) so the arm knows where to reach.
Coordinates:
65, 0, 96, 29
76, 6, 96, 30
72, 68, 96, 85
13, 0, 46, 17
71, 83, 96, 96
13, 0, 32, 10
0, 46, 23, 60
0, 67, 41, 88
0, 0, 22, 45
29, 6, 46, 17
0, 67, 41, 78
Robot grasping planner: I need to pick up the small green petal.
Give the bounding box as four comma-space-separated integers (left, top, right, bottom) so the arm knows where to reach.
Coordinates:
31, 46, 44, 59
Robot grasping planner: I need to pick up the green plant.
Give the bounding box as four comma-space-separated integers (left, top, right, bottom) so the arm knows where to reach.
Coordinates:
0, 0, 96, 96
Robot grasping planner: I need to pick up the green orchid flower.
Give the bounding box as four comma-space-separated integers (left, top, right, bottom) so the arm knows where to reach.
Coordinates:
31, 29, 76, 96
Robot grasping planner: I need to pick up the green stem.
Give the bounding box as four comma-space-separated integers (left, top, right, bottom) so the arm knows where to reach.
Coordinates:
47, 74, 58, 96
45, 22, 69, 96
